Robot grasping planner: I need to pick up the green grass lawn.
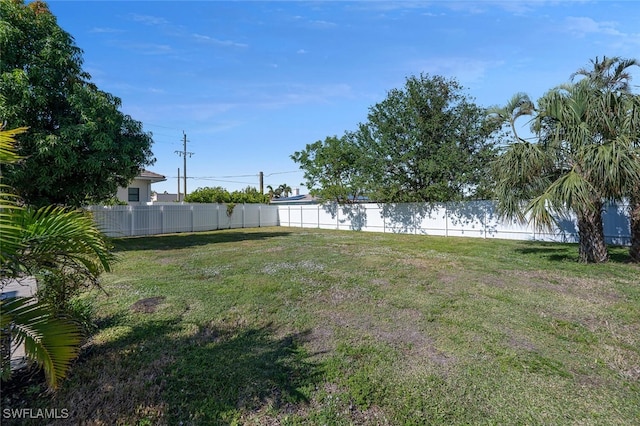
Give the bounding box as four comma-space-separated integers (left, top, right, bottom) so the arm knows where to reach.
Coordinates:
4, 227, 639, 425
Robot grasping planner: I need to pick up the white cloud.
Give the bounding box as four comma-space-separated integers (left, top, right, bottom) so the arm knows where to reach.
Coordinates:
192, 34, 248, 48
125, 43, 173, 55
90, 27, 125, 34
406, 57, 505, 85
297, 49, 307, 54
308, 19, 337, 28
290, 14, 337, 29
129, 14, 169, 26
564, 16, 623, 37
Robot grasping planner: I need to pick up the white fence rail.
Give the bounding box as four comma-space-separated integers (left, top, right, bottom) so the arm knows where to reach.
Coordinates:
277, 201, 631, 245
87, 201, 631, 245
87, 204, 278, 237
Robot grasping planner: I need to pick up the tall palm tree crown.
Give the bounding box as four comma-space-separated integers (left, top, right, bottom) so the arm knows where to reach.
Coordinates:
491, 56, 640, 263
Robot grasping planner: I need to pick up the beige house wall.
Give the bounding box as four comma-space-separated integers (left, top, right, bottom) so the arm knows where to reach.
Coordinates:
116, 178, 152, 205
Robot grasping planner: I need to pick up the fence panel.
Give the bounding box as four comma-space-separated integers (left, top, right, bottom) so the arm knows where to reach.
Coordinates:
87, 204, 278, 237
88, 201, 630, 245
191, 204, 219, 232
276, 201, 631, 245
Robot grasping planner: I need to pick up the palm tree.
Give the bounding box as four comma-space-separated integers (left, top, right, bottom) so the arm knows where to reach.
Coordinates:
492, 73, 640, 263
277, 183, 292, 198
487, 92, 536, 144
571, 56, 639, 92
266, 185, 280, 200
1, 126, 113, 388
571, 56, 640, 262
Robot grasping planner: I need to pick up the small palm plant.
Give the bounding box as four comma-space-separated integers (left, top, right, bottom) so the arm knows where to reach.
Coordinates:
1, 126, 113, 389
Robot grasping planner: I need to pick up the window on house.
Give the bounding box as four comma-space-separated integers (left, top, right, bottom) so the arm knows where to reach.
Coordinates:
128, 187, 140, 202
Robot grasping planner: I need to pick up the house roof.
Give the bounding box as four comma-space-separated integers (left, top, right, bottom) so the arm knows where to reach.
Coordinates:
137, 169, 167, 183
269, 194, 318, 204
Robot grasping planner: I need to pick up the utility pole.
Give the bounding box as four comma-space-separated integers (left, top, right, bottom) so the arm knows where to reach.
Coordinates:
175, 131, 194, 197
259, 171, 264, 194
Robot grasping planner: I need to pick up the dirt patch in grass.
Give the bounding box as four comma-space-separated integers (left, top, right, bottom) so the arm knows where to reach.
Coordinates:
501, 270, 625, 305
130, 296, 166, 313
320, 306, 454, 369
306, 326, 336, 357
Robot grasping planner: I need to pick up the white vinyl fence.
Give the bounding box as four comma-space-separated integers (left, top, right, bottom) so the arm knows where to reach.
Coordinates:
277, 201, 631, 245
87, 203, 278, 237
87, 201, 631, 245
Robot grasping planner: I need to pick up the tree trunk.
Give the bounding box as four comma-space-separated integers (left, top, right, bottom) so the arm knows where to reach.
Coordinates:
576, 201, 608, 263
629, 193, 640, 263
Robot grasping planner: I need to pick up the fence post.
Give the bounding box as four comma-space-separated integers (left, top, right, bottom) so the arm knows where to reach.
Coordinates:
160, 205, 164, 235
445, 203, 448, 238
129, 205, 134, 237
383, 205, 386, 234
484, 207, 487, 239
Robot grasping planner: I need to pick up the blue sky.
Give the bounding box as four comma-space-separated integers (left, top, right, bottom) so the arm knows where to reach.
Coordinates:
46, 0, 640, 195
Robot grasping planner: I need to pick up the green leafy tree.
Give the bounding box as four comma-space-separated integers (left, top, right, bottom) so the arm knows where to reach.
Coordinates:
293, 75, 498, 204
491, 57, 640, 263
0, 0, 155, 207
1, 126, 113, 389
291, 134, 369, 203
356, 74, 498, 202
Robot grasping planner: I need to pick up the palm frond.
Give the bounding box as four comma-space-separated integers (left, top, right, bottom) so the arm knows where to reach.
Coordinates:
583, 137, 640, 199
492, 141, 553, 223
0, 127, 28, 164
17, 205, 114, 276
1, 297, 82, 389
526, 192, 560, 232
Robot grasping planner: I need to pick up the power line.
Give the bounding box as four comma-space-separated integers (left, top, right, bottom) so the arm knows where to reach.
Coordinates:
194, 178, 257, 185
265, 170, 300, 176
144, 122, 182, 130
165, 171, 300, 180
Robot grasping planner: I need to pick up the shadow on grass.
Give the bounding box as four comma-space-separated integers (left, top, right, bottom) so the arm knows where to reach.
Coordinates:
1, 316, 322, 425
111, 230, 293, 252
515, 241, 633, 264
166, 324, 319, 424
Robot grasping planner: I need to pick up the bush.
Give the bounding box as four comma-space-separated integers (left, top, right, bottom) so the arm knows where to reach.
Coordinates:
185, 186, 268, 204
